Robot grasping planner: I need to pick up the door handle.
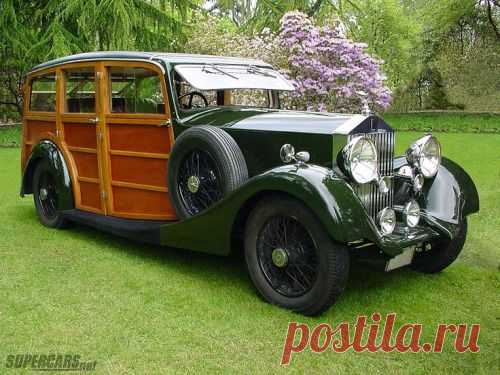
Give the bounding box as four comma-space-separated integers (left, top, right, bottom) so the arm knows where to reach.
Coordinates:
157, 119, 172, 127
88, 117, 99, 124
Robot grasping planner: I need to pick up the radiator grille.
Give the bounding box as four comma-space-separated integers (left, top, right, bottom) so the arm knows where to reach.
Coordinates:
350, 131, 395, 220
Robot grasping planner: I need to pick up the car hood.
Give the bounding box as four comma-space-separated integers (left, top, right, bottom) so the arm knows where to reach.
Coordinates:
179, 108, 390, 135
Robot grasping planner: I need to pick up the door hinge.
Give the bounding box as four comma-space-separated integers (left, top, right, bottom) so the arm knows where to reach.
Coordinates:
100, 191, 107, 200
97, 131, 103, 142
158, 119, 172, 127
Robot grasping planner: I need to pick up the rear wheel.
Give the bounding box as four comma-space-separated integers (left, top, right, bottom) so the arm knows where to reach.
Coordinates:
32, 160, 69, 228
411, 219, 467, 273
244, 196, 349, 316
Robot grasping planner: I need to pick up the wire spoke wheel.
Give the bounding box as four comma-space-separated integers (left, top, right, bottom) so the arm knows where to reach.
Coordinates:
257, 215, 319, 297
37, 171, 58, 220
177, 150, 223, 216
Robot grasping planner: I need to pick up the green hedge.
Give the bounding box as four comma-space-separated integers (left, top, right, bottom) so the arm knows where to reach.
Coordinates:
1, 112, 499, 148
383, 111, 500, 133
0, 124, 22, 147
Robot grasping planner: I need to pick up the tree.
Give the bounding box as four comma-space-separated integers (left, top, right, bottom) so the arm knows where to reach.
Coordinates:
0, 0, 196, 117
207, 0, 360, 31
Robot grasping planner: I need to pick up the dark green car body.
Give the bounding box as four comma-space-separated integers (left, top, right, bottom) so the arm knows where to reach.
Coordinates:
21, 52, 480, 261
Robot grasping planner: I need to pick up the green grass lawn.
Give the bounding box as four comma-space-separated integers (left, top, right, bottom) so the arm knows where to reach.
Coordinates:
1, 133, 499, 374
384, 112, 500, 133
0, 124, 22, 148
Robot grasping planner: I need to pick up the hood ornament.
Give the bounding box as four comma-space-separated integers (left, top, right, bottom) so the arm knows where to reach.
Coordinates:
357, 91, 372, 116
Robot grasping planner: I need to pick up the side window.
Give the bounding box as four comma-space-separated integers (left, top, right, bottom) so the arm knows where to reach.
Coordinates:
29, 73, 56, 112
65, 67, 96, 113
109, 67, 165, 114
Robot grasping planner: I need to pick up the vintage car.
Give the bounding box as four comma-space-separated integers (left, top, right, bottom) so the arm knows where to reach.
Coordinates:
21, 52, 479, 316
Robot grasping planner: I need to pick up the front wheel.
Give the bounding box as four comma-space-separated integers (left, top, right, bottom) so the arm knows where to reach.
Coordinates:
411, 219, 467, 274
244, 196, 349, 316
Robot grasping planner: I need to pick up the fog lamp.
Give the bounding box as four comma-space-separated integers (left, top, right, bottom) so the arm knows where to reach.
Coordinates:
378, 208, 396, 235
403, 200, 420, 228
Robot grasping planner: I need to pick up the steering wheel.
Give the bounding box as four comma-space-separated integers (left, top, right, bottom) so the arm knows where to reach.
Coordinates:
178, 91, 209, 109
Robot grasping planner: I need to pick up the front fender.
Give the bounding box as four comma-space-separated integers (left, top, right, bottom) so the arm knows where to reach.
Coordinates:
395, 156, 479, 225
159, 164, 374, 254
20, 140, 74, 211
424, 157, 479, 222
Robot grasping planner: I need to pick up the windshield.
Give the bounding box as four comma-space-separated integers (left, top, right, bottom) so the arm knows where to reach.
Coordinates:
173, 71, 283, 112
173, 64, 294, 91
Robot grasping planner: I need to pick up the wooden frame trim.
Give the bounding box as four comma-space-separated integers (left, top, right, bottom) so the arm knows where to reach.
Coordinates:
67, 146, 97, 154
111, 180, 168, 193
24, 113, 57, 121
78, 176, 100, 184
109, 149, 169, 159
97, 61, 115, 214
61, 113, 98, 121
110, 211, 176, 221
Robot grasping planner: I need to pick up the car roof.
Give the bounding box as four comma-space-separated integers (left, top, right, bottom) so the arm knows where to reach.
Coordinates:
29, 51, 272, 74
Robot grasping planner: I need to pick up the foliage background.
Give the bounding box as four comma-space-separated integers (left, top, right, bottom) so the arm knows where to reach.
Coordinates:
1, 0, 499, 122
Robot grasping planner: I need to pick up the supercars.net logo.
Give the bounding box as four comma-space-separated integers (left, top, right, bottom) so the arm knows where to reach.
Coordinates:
281, 313, 480, 365
5, 354, 97, 372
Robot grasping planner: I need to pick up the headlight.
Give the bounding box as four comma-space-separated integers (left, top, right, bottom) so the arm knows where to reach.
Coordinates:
342, 136, 378, 184
406, 135, 441, 178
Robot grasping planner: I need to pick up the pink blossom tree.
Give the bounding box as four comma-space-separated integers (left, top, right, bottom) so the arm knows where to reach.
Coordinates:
186, 11, 392, 113
278, 11, 392, 112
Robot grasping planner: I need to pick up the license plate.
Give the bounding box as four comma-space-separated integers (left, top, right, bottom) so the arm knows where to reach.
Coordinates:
385, 246, 416, 271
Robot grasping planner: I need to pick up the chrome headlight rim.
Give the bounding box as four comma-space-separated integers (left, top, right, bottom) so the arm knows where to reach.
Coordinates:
406, 135, 442, 178
342, 136, 379, 184
403, 199, 420, 228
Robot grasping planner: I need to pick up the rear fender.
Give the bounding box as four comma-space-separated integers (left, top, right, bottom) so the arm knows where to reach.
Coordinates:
20, 140, 74, 211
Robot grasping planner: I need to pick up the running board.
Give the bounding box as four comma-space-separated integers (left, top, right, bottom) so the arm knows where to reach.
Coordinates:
62, 209, 171, 245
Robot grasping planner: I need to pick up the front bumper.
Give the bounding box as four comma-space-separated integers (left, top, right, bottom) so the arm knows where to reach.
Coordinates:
375, 223, 441, 255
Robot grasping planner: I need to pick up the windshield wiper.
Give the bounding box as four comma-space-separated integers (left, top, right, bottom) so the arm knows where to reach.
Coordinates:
247, 65, 276, 78
202, 64, 239, 80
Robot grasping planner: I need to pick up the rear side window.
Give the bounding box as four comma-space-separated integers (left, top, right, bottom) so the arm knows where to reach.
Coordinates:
109, 67, 164, 114
65, 67, 96, 113
29, 73, 56, 112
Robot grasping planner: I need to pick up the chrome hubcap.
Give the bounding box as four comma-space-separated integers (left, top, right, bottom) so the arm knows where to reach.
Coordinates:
187, 175, 200, 193
39, 188, 49, 201
271, 248, 288, 268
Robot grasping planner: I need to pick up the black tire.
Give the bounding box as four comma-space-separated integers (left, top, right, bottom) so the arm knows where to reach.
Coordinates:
32, 160, 70, 229
411, 219, 467, 274
168, 125, 248, 219
244, 196, 350, 316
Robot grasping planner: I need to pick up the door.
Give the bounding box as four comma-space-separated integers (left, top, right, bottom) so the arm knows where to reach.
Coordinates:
60, 64, 106, 214
101, 62, 176, 220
